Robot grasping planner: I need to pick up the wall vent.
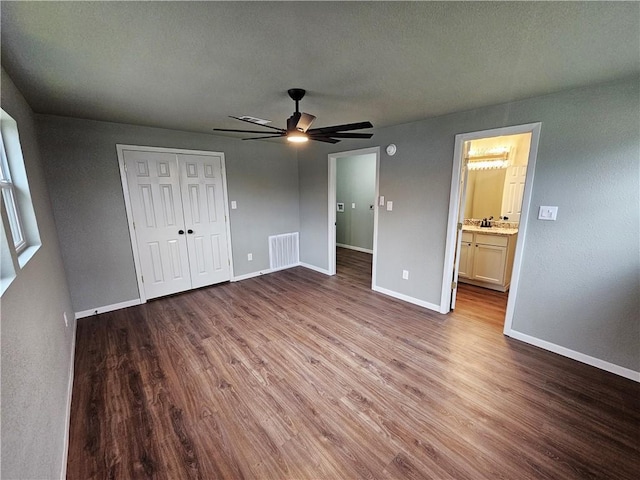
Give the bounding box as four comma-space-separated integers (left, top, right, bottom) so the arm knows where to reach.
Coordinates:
269, 232, 299, 270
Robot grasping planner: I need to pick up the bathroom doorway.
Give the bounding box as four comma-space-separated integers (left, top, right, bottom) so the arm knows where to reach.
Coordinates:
441, 123, 541, 334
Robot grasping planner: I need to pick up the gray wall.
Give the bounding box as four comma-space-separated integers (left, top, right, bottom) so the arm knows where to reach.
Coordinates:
298, 76, 640, 372
1, 69, 75, 479
336, 154, 376, 250
36, 115, 299, 312
299, 142, 329, 270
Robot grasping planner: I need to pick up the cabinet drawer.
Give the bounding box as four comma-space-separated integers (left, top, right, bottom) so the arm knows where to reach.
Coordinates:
475, 233, 508, 247
461, 231, 473, 243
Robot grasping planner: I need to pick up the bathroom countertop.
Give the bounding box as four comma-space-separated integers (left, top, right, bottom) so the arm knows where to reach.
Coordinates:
462, 225, 519, 236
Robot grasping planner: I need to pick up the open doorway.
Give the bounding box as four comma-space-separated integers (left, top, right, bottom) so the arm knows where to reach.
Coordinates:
328, 147, 380, 287
441, 123, 541, 335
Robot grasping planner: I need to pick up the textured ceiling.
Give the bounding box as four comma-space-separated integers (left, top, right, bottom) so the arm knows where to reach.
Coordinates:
2, 1, 638, 136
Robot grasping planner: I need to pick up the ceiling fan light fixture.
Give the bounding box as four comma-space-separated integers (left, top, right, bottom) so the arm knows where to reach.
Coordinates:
213, 88, 373, 145
287, 132, 308, 143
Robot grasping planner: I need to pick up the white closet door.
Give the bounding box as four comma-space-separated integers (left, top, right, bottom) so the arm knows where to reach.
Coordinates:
178, 153, 231, 288
124, 150, 192, 299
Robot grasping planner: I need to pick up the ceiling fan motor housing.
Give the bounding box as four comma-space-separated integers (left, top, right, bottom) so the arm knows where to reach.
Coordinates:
287, 112, 302, 132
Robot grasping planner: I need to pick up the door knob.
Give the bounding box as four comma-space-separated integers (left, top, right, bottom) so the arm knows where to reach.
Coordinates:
178, 230, 185, 235
187, 229, 194, 234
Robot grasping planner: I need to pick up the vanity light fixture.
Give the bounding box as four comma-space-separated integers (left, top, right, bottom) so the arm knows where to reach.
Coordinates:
467, 159, 510, 170
466, 146, 510, 170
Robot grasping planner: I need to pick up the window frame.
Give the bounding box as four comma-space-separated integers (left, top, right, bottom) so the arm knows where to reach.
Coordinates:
0, 131, 26, 254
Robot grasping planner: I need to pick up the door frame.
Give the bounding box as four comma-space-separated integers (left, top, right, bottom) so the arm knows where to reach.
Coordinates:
439, 123, 541, 336
449, 140, 471, 310
327, 146, 380, 287
116, 144, 235, 303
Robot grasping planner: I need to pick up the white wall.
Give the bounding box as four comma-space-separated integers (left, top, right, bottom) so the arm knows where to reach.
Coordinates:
1, 69, 75, 479
298, 76, 640, 373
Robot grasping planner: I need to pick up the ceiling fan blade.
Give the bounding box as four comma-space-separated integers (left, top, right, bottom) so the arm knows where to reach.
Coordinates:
241, 134, 286, 140
308, 121, 373, 135
213, 128, 285, 134
312, 132, 373, 139
310, 137, 340, 144
297, 113, 316, 132
229, 116, 285, 132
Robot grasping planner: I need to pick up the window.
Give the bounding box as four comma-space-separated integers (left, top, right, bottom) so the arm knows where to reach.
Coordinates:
0, 108, 40, 294
0, 131, 26, 253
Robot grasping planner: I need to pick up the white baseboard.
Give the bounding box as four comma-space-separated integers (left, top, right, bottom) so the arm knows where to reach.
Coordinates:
300, 262, 332, 276
336, 243, 373, 254
507, 329, 640, 382
232, 263, 301, 282
372, 285, 441, 313
75, 298, 142, 319
60, 315, 77, 479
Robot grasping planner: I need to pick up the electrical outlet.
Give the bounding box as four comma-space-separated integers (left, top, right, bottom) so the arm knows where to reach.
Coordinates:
402, 270, 409, 280
248, 253, 253, 261
231, 200, 237, 210
63, 312, 69, 327
352, 203, 356, 209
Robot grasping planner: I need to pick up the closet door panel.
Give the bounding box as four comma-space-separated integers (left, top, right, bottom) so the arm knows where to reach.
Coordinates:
178, 154, 231, 288
123, 150, 192, 299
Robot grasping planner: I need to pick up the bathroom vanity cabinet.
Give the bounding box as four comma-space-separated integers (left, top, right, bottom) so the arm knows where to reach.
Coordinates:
458, 228, 517, 292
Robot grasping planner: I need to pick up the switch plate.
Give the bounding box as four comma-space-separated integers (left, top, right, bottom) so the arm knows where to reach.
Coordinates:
386, 201, 393, 211
231, 200, 237, 210
379, 195, 385, 206
402, 270, 409, 280
352, 203, 356, 209
247, 253, 253, 261
538, 206, 558, 221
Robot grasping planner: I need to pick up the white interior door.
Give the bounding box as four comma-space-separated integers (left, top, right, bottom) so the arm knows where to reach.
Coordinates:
501, 165, 527, 222
124, 150, 192, 299
178, 153, 231, 288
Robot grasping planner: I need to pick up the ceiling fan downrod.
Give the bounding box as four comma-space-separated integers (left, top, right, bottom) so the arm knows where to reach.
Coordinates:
287, 88, 306, 114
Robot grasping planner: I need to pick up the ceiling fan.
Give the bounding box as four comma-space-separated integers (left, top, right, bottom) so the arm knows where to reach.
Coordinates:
213, 88, 373, 144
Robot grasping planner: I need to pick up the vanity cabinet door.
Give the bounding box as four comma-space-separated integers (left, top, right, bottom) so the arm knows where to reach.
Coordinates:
458, 241, 473, 278
473, 243, 507, 284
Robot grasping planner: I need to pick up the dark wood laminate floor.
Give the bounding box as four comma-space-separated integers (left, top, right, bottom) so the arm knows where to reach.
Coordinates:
68, 248, 640, 479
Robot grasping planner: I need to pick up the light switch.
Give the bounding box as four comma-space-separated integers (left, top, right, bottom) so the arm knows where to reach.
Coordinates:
231, 201, 237, 210
352, 203, 356, 209
386, 201, 393, 211
379, 195, 385, 206
402, 270, 409, 280
538, 206, 558, 221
